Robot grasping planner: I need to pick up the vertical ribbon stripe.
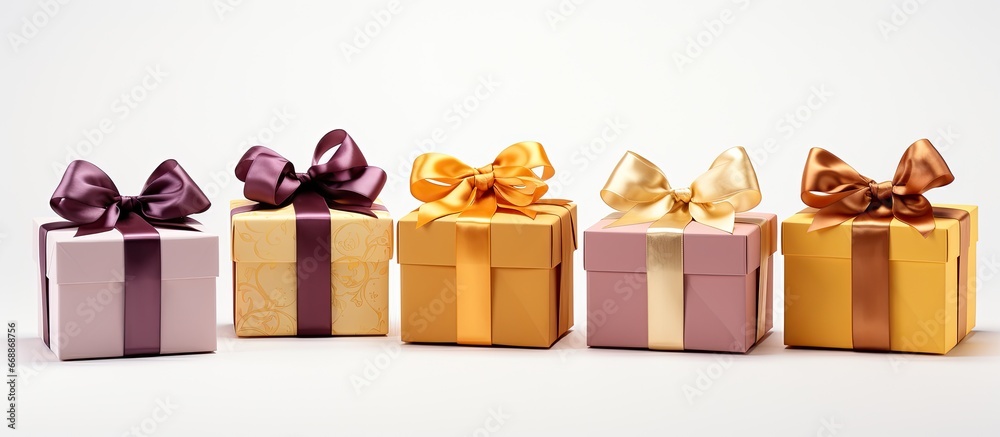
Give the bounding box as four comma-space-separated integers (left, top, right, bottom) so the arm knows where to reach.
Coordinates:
455, 218, 493, 345
530, 202, 578, 337
850, 214, 892, 350
37, 222, 77, 348
117, 213, 162, 356
934, 207, 972, 342
291, 192, 334, 336
735, 215, 775, 344
646, 226, 687, 350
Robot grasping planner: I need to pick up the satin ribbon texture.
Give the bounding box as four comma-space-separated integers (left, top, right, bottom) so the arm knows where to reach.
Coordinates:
41, 159, 210, 356
232, 129, 387, 336
410, 142, 572, 345
601, 148, 766, 350
801, 139, 961, 350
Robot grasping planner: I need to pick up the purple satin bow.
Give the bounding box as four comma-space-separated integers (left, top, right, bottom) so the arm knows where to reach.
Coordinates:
234, 129, 386, 216
40, 159, 209, 357
51, 159, 210, 234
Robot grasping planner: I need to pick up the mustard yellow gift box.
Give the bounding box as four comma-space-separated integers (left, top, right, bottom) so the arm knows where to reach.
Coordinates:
231, 199, 393, 336
397, 204, 576, 348
782, 204, 977, 354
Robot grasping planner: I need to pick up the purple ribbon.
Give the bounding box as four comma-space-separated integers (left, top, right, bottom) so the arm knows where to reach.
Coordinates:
40, 160, 209, 356
233, 129, 387, 336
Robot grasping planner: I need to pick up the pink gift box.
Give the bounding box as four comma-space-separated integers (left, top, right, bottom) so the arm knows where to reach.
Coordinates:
33, 218, 219, 360
584, 212, 776, 353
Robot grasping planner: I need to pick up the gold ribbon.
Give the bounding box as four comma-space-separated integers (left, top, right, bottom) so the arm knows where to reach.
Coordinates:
601, 148, 762, 350
801, 139, 956, 350
410, 142, 571, 345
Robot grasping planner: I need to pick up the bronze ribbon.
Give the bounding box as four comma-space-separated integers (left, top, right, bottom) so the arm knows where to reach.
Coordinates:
600, 148, 762, 350
410, 142, 572, 345
934, 207, 972, 342
801, 139, 956, 350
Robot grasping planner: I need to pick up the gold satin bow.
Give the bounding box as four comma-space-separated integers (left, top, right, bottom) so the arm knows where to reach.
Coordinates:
601, 147, 762, 232
410, 142, 555, 226
801, 139, 955, 236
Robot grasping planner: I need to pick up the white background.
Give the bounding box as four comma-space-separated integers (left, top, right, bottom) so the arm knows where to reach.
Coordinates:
2, 0, 999, 435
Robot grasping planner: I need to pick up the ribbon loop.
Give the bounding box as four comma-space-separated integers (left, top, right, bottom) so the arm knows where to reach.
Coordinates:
600, 147, 761, 233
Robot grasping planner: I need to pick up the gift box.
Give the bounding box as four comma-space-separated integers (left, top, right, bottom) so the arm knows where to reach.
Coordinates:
230, 129, 392, 337
398, 142, 576, 347
584, 148, 774, 352
35, 160, 216, 360
231, 200, 392, 336
585, 213, 776, 352
783, 140, 977, 354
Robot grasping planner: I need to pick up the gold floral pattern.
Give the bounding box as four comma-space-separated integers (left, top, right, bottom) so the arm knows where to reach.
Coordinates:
231, 200, 392, 336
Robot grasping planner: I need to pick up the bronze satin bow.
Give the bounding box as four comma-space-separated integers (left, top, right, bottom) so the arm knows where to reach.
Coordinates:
800, 139, 956, 350
601, 147, 762, 232
409, 142, 570, 345
802, 138, 954, 236
600, 148, 764, 350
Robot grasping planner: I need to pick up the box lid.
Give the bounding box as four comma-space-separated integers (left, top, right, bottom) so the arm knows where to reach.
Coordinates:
781, 204, 978, 262
397, 203, 577, 269
34, 218, 219, 285
583, 212, 777, 276
230, 199, 393, 263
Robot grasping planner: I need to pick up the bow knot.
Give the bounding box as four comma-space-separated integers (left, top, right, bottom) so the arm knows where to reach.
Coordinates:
801, 139, 954, 236
867, 180, 894, 205
473, 165, 496, 193
235, 129, 386, 216
601, 148, 761, 233
117, 195, 141, 213
50, 160, 210, 236
670, 187, 693, 204
410, 142, 556, 227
